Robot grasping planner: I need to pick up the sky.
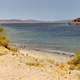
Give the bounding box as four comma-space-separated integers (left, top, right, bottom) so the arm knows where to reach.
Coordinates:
0, 0, 80, 21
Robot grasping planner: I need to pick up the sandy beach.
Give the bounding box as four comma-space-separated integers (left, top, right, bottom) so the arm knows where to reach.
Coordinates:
0, 46, 80, 80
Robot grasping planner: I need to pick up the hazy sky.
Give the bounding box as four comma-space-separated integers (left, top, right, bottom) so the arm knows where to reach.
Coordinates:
0, 0, 80, 20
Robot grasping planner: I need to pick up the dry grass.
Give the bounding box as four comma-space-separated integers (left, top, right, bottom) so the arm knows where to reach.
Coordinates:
0, 27, 17, 52
68, 50, 80, 70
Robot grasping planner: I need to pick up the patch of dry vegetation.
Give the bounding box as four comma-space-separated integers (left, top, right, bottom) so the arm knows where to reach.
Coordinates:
0, 26, 17, 53
68, 50, 80, 70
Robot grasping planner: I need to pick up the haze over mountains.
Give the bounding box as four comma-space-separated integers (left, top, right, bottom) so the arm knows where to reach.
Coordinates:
0, 19, 69, 24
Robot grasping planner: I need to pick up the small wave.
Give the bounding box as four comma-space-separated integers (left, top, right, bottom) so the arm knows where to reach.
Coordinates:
13, 42, 74, 56
33, 48, 74, 56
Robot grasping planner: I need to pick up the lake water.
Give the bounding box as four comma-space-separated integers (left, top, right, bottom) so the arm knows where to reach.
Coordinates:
2, 23, 80, 53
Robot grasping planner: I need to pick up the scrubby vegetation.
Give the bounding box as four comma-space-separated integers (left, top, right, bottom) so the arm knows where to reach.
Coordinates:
0, 28, 9, 47
68, 50, 80, 70
0, 26, 17, 52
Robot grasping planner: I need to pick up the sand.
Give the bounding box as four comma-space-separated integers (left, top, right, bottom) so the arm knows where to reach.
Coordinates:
0, 46, 80, 80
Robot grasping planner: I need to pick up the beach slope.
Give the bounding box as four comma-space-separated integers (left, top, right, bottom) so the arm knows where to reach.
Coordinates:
0, 46, 80, 80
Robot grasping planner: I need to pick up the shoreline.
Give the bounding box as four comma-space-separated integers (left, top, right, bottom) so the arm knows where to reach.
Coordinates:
32, 48, 74, 56
13, 42, 74, 57
18, 46, 74, 57
17, 47, 73, 64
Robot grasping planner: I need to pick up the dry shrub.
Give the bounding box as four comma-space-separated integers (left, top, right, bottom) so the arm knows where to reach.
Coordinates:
68, 50, 80, 70
0, 27, 17, 52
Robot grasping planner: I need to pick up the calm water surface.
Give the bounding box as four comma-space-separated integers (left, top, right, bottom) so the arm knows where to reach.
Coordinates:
2, 23, 80, 53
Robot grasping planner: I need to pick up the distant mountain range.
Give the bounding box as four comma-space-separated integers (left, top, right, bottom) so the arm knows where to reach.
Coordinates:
0, 19, 70, 24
